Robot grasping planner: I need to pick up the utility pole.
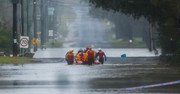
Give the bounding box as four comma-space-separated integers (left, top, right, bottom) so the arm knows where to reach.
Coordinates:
20, 0, 24, 56
11, 0, 19, 56
148, 23, 153, 51
33, 0, 38, 52
41, 0, 47, 48
40, 0, 45, 47
20, 0, 24, 36
48, 2, 55, 48
27, 0, 31, 52
44, 0, 48, 47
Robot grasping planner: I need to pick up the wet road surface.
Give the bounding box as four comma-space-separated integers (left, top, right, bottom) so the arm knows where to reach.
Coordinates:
1, 0, 179, 93
33, 48, 159, 58
62, 0, 112, 48
0, 57, 179, 94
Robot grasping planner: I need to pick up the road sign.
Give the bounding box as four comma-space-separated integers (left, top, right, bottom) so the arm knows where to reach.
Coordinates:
32, 38, 38, 45
37, 31, 41, 35
48, 30, 53, 37
48, 7, 54, 15
20, 36, 29, 48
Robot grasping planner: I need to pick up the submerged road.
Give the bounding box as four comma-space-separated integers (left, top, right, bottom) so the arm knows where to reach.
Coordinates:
33, 48, 158, 58
0, 48, 179, 94
0, 0, 179, 93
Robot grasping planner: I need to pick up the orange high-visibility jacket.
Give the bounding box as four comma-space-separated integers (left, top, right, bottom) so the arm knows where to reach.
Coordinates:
87, 50, 96, 58
65, 52, 74, 62
76, 52, 83, 61
82, 53, 88, 62
76, 52, 88, 62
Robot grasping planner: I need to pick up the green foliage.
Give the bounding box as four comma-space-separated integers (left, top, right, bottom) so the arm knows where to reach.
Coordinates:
90, 0, 163, 24
110, 38, 146, 48
0, 22, 12, 54
89, 0, 180, 63
45, 40, 62, 48
0, 57, 30, 64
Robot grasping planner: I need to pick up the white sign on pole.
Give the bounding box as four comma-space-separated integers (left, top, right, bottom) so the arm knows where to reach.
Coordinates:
48, 7, 54, 15
48, 30, 53, 37
20, 36, 29, 48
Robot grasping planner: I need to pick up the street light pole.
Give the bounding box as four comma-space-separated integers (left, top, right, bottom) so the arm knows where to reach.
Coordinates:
40, 0, 44, 47
41, 0, 47, 48
33, 0, 38, 52
27, 0, 31, 52
12, 0, 19, 56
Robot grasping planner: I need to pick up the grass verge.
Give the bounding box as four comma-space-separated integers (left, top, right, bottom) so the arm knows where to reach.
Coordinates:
110, 39, 146, 48
0, 57, 31, 64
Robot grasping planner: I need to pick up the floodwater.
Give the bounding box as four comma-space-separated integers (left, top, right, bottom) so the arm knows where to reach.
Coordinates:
0, 58, 179, 94
33, 48, 159, 58
0, 0, 179, 94
0, 47, 179, 94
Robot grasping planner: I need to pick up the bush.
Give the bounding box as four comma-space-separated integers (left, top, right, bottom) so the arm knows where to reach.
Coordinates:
45, 40, 62, 48
0, 22, 12, 54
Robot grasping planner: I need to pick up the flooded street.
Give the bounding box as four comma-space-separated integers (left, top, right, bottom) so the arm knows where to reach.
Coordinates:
62, 0, 111, 48
0, 51, 180, 94
33, 48, 159, 58
0, 0, 179, 94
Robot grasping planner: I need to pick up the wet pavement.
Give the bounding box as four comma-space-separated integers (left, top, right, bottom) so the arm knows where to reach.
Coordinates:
33, 48, 159, 58
0, 55, 180, 94
1, 0, 179, 93
63, 2, 110, 48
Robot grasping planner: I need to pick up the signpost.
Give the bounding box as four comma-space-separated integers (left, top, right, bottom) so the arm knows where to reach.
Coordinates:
32, 38, 38, 45
48, 30, 54, 37
20, 36, 29, 48
48, 7, 54, 15
12, 0, 19, 56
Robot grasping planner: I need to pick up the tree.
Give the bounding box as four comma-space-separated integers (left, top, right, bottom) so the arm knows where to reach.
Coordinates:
89, 2, 151, 47
0, 22, 12, 54
89, 0, 180, 62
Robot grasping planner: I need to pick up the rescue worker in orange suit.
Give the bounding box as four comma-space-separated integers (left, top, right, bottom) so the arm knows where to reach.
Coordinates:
96, 48, 107, 64
76, 49, 84, 64
84, 47, 89, 53
75, 49, 83, 61
65, 49, 74, 65
82, 51, 88, 64
87, 48, 96, 65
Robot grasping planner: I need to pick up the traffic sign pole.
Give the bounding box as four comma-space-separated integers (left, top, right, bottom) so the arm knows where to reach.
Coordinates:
12, 0, 19, 56
33, 0, 38, 52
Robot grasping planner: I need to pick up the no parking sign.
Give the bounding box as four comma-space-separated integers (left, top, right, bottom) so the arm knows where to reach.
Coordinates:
20, 36, 29, 48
